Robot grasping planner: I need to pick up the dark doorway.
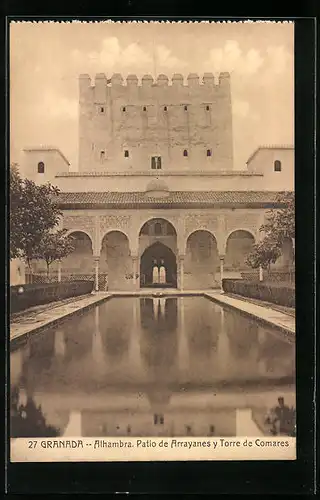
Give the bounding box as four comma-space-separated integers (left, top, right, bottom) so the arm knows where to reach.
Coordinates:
140, 242, 177, 288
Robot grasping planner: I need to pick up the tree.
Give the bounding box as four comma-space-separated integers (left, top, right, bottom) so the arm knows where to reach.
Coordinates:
260, 192, 295, 243
246, 192, 295, 272
32, 230, 75, 278
246, 236, 282, 273
10, 164, 62, 263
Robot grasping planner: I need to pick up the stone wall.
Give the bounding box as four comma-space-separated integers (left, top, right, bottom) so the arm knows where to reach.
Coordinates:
78, 72, 233, 173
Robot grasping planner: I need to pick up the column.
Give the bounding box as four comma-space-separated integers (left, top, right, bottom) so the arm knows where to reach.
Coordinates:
217, 308, 230, 375
178, 297, 189, 374
178, 255, 185, 291
132, 255, 139, 290
259, 265, 264, 282
63, 411, 82, 436
94, 256, 99, 292
57, 260, 62, 283
129, 298, 142, 373
92, 307, 105, 367
54, 329, 66, 357
219, 254, 225, 292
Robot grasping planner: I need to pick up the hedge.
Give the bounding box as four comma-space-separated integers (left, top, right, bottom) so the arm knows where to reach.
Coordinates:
222, 279, 295, 308
10, 280, 94, 314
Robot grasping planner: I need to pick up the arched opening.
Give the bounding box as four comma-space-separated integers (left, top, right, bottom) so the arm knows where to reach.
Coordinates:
225, 230, 255, 273
100, 231, 131, 291
60, 231, 94, 280
185, 230, 219, 289
140, 242, 177, 288
139, 218, 177, 289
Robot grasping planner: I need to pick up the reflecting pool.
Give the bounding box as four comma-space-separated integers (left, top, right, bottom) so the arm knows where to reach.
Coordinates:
10, 297, 296, 438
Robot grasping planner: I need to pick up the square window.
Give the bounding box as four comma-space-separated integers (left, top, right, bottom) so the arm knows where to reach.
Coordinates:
124, 150, 129, 158
100, 106, 105, 113
143, 106, 147, 111
184, 105, 188, 111
164, 106, 167, 111
122, 106, 126, 112
207, 149, 212, 157
206, 105, 210, 111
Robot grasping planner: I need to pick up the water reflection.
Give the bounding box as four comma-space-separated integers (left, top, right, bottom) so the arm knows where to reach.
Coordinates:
10, 297, 295, 437
11, 386, 61, 438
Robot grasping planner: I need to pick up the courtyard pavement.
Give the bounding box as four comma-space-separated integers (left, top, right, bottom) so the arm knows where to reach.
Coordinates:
10, 292, 112, 344
205, 291, 295, 337
10, 288, 295, 345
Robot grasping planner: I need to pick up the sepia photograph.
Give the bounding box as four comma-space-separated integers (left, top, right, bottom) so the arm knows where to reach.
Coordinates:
9, 20, 296, 462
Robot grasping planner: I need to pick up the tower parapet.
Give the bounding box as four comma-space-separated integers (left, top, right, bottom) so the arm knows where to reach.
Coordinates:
80, 72, 229, 91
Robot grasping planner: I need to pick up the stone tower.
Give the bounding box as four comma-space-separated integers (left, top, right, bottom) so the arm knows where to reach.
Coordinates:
78, 72, 233, 172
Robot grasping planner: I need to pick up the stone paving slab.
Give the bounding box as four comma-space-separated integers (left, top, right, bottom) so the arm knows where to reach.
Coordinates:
205, 291, 295, 336
10, 293, 111, 344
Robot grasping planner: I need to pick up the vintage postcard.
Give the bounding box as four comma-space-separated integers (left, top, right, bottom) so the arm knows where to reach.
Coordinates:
9, 19, 296, 463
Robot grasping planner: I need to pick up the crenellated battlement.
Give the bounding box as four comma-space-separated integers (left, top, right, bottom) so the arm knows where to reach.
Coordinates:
79, 72, 230, 91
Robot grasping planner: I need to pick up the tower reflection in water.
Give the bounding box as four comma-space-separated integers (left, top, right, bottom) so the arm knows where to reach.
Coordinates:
10, 297, 295, 438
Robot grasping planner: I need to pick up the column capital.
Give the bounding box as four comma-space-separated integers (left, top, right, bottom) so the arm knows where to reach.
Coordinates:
178, 254, 185, 261
93, 255, 100, 262
131, 254, 139, 261
219, 254, 225, 260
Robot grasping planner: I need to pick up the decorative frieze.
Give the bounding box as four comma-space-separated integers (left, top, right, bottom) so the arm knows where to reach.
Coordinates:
184, 214, 219, 236
225, 212, 260, 236
99, 214, 132, 234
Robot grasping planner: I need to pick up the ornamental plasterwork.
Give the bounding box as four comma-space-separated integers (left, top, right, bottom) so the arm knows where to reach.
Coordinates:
99, 214, 132, 234
225, 212, 260, 235
63, 215, 96, 235
184, 214, 219, 236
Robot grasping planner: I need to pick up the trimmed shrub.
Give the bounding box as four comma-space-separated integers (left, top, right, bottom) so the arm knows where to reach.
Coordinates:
10, 280, 94, 314
222, 279, 295, 308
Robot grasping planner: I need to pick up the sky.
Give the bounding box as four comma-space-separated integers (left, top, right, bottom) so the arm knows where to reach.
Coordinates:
10, 21, 294, 171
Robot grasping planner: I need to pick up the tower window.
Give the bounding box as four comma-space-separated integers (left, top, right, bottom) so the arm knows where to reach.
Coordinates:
164, 106, 167, 112
124, 150, 129, 158
184, 105, 188, 111
207, 149, 212, 157
122, 106, 126, 112
143, 106, 147, 111
37, 161, 45, 173
206, 105, 210, 111
183, 149, 188, 157
151, 156, 162, 170
274, 160, 282, 172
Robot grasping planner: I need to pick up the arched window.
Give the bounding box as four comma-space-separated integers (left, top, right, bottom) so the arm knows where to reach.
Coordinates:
154, 222, 162, 236
184, 105, 188, 111
274, 160, 282, 172
37, 161, 45, 173
122, 106, 126, 112
183, 149, 188, 157
100, 151, 105, 161
99, 106, 105, 114
206, 105, 210, 111
206, 149, 212, 157
164, 106, 167, 112
143, 106, 147, 111
124, 150, 129, 158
